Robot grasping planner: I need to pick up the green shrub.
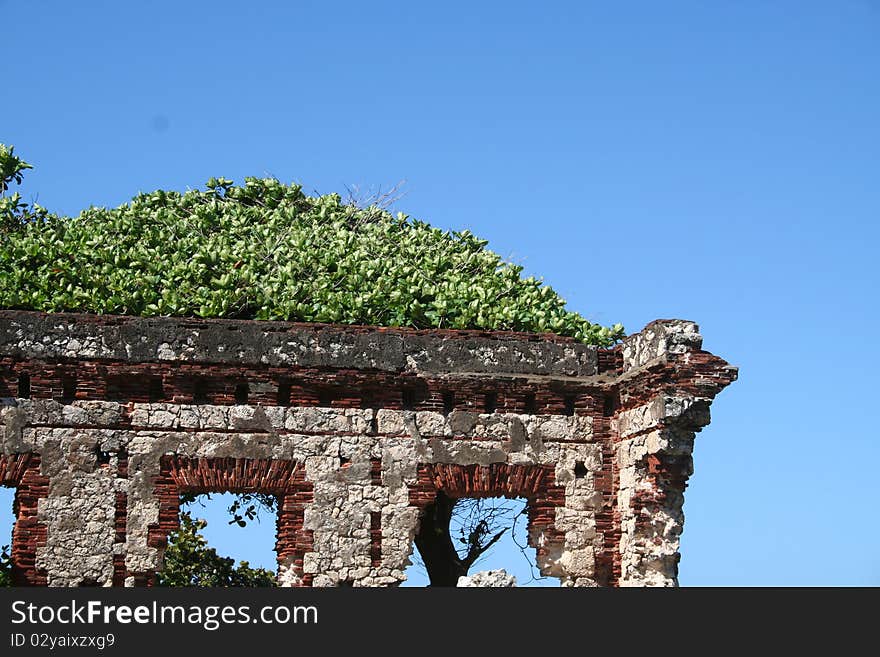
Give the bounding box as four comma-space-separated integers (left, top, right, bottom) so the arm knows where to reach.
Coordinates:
0, 145, 623, 345
155, 512, 276, 587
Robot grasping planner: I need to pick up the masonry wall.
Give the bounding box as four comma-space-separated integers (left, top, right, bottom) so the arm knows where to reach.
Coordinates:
0, 311, 736, 586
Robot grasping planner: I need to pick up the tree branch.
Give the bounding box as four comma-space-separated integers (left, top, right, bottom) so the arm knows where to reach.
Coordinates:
462, 527, 507, 570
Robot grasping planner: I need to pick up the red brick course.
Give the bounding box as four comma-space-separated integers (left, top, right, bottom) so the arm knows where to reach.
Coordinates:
0, 313, 736, 586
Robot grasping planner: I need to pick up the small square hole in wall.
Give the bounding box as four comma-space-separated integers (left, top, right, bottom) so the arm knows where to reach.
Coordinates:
523, 393, 537, 414
574, 461, 588, 479
276, 381, 291, 407
442, 391, 456, 415
95, 447, 112, 467
603, 393, 617, 417
317, 389, 334, 407
402, 497, 560, 588
234, 383, 249, 405
563, 395, 576, 417
17, 373, 30, 399
193, 379, 209, 404
61, 375, 77, 404
484, 392, 497, 414
149, 377, 165, 402
402, 388, 416, 411
156, 492, 278, 587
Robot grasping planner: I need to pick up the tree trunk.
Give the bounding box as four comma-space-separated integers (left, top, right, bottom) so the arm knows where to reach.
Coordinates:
414, 491, 468, 587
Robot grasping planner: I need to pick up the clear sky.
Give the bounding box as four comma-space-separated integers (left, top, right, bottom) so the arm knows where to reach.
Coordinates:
2, 1, 878, 585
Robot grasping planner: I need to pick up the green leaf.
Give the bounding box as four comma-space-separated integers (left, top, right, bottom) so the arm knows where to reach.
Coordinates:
0, 147, 622, 346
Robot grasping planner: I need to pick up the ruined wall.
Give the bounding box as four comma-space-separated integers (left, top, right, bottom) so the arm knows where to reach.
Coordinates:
0, 311, 736, 587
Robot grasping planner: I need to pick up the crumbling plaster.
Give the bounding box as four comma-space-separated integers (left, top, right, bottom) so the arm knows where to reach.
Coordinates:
0, 312, 736, 587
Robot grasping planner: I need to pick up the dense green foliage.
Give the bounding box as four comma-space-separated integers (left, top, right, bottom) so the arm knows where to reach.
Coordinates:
155, 511, 276, 587
0, 144, 31, 193
0, 144, 623, 345
0, 146, 623, 587
0, 145, 49, 234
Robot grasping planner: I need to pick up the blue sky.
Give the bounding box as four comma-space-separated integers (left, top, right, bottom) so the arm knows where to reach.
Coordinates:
2, 1, 878, 585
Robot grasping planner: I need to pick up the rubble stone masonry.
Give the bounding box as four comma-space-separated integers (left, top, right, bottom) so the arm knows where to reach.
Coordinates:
0, 311, 736, 586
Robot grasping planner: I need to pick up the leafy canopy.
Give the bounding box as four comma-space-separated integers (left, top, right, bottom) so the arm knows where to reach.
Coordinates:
155, 511, 276, 587
0, 145, 623, 345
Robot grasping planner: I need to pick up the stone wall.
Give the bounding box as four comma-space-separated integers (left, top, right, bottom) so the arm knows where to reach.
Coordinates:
0, 311, 736, 586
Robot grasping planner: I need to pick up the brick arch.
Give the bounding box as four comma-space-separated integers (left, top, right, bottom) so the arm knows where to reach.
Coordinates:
407, 463, 566, 583
142, 456, 314, 587
0, 453, 49, 585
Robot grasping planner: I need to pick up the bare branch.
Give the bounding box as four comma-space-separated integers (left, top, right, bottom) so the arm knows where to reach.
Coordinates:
342, 179, 408, 212
462, 527, 507, 570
